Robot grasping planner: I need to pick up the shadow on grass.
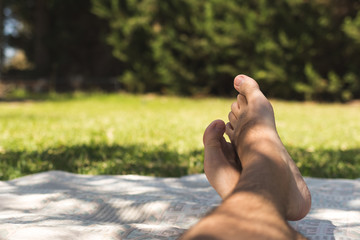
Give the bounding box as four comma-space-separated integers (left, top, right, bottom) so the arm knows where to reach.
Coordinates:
0, 144, 203, 181
1, 144, 360, 180
288, 146, 360, 179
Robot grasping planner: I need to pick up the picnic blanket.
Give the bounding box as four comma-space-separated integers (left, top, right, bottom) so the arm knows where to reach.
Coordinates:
1, 171, 360, 240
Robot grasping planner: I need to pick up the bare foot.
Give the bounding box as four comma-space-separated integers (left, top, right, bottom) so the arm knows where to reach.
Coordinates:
203, 120, 241, 199
226, 74, 311, 221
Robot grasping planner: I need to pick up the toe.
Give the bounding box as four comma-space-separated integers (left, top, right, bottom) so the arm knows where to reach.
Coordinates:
225, 122, 234, 142
228, 111, 237, 129
237, 93, 247, 110
231, 100, 241, 117
234, 74, 262, 99
203, 120, 226, 148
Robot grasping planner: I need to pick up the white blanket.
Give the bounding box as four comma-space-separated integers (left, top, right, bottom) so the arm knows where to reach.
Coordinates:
1, 171, 359, 240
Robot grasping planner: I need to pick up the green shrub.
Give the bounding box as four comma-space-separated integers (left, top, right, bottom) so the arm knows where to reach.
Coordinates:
91, 0, 360, 101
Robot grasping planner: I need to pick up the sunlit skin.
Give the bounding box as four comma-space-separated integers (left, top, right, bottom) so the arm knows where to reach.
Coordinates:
181, 74, 311, 240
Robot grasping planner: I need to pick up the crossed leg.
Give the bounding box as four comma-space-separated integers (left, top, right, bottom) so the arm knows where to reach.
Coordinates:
180, 75, 311, 240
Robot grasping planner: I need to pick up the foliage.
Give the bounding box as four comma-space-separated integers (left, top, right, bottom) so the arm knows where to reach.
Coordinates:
2, 0, 360, 101
1, 94, 360, 180
91, 0, 360, 101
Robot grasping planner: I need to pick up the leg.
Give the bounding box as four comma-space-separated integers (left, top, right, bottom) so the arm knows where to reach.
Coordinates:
181, 75, 311, 240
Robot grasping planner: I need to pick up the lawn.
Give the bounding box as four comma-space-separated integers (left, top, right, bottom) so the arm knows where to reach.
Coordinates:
1, 93, 360, 180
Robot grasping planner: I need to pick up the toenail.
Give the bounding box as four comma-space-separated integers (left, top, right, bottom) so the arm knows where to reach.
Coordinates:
215, 122, 224, 130
234, 75, 244, 86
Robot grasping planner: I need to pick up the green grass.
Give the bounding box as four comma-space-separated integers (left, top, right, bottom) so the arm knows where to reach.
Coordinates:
1, 93, 360, 180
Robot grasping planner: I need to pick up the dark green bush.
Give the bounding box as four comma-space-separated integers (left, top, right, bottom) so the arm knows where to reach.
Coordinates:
91, 0, 360, 101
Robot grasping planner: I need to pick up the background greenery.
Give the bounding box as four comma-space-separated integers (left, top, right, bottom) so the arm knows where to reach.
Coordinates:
1, 0, 360, 101
1, 94, 359, 180
1, 1, 359, 181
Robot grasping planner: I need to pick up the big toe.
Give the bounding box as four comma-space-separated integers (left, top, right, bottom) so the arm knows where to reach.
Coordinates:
203, 120, 226, 148
233, 74, 261, 98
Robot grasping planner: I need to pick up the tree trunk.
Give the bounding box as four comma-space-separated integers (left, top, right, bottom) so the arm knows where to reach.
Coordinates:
0, 0, 4, 79
34, 0, 49, 76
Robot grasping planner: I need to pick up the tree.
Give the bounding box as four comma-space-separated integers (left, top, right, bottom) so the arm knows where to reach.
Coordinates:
5, 0, 122, 88
92, 0, 360, 101
34, 0, 49, 75
3, 0, 360, 100
0, 0, 4, 78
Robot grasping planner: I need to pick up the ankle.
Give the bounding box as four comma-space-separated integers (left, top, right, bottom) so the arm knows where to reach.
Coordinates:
233, 160, 291, 214
225, 189, 289, 224
237, 139, 288, 169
